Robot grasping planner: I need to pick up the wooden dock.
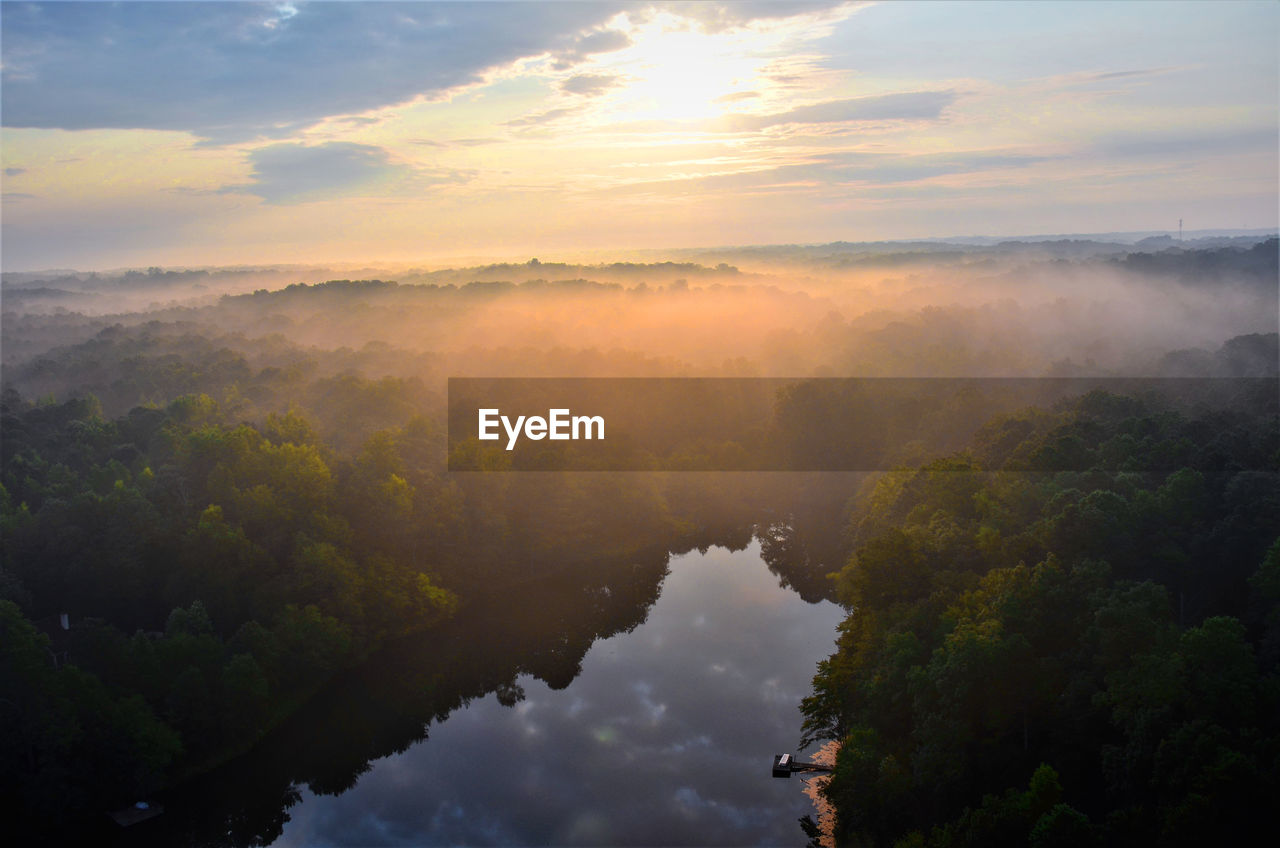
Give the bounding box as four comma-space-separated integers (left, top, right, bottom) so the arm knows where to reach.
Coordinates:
772, 753, 833, 778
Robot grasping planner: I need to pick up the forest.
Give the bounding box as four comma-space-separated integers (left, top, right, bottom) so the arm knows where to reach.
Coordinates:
801, 388, 1278, 846
1, 236, 1277, 842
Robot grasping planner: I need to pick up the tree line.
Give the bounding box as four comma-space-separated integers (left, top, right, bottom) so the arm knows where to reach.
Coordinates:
802, 389, 1279, 846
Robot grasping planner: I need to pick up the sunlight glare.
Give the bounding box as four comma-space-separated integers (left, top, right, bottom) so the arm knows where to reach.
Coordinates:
584, 11, 820, 126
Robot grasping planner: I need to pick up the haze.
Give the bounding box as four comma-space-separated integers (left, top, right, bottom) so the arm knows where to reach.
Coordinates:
2, 0, 1277, 271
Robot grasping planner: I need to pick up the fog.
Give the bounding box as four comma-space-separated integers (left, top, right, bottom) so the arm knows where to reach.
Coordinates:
4, 236, 1276, 421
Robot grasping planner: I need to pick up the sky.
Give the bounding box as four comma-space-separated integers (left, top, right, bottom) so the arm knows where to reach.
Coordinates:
0, 0, 1276, 270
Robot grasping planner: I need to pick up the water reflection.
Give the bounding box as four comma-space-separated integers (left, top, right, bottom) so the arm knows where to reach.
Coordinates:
112, 536, 842, 847
272, 543, 843, 846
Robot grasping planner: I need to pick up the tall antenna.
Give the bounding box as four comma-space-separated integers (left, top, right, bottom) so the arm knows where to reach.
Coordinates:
1179, 218, 1183, 241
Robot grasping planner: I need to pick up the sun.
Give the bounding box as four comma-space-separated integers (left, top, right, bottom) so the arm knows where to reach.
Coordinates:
577, 11, 810, 126
611, 30, 756, 123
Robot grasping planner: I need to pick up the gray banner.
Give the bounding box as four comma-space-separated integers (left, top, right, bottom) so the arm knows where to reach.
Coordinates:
447, 377, 1278, 471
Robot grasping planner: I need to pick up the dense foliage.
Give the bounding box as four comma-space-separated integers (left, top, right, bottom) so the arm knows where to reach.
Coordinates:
802, 392, 1279, 846
0, 378, 689, 830
0, 389, 461, 820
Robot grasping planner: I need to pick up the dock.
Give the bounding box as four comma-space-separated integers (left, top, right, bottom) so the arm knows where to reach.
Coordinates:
772, 752, 833, 778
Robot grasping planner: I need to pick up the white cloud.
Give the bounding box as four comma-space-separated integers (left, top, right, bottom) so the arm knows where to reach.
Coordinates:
223, 142, 469, 204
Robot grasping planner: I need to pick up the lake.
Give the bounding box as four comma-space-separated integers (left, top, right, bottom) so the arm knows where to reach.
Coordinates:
117, 539, 844, 847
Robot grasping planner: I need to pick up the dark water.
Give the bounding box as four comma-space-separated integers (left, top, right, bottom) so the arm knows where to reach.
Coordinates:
114, 539, 843, 847
272, 542, 842, 846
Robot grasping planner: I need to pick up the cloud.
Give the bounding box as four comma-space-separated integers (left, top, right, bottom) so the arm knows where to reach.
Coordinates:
2, 192, 36, 201
0, 2, 632, 143
603, 149, 1053, 196
1069, 67, 1184, 84
410, 137, 502, 148
333, 115, 385, 127
1089, 69, 1159, 81
3, 167, 26, 177
1091, 126, 1278, 159
715, 91, 761, 104
504, 106, 583, 128
720, 90, 956, 131
544, 3, 855, 71
821, 151, 1052, 184
0, 2, 869, 144
549, 28, 633, 71
650, 1, 860, 33
222, 141, 461, 205
560, 74, 623, 97
597, 90, 957, 138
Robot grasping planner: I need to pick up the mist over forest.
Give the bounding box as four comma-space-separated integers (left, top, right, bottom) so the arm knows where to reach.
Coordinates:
6, 235, 1276, 400
2, 234, 1277, 845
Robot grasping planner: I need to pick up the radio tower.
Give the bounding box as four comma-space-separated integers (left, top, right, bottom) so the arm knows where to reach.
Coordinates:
1179, 219, 1183, 241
